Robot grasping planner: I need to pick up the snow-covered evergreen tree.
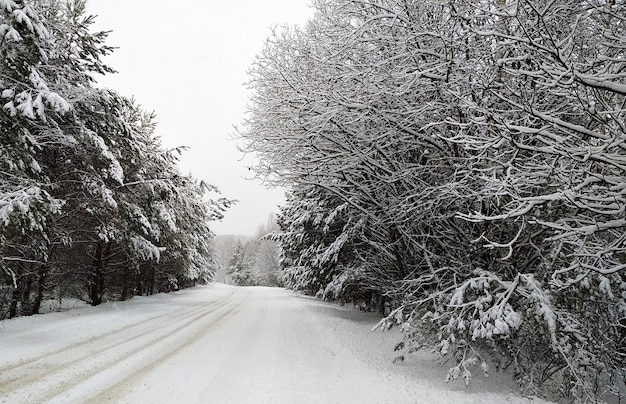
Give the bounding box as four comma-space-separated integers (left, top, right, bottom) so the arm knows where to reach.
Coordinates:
1, 0, 75, 316
228, 240, 255, 286
1, 0, 231, 316
213, 219, 282, 288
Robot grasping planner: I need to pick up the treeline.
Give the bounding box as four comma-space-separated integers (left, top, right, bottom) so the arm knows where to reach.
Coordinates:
0, 0, 230, 318
240, 0, 625, 401
213, 218, 282, 287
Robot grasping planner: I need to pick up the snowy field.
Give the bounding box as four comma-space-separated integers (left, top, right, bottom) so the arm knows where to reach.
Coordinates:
0, 284, 549, 403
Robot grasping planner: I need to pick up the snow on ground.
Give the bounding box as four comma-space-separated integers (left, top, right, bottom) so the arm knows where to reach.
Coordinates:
0, 284, 549, 404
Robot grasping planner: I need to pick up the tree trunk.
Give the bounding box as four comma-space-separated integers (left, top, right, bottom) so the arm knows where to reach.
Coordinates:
121, 266, 131, 301
89, 242, 108, 306
9, 273, 32, 318
148, 265, 155, 295
21, 273, 33, 315
135, 266, 143, 296
31, 265, 48, 315
9, 286, 19, 319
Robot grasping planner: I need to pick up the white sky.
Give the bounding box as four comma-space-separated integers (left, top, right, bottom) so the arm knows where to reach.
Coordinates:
85, 1, 313, 235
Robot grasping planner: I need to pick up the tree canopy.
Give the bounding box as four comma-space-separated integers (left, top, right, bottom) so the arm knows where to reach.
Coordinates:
240, 0, 626, 401
1, 0, 231, 316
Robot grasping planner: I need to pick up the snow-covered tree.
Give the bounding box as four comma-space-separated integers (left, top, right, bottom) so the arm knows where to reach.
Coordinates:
214, 216, 283, 287
47, 90, 230, 304
1, 0, 76, 316
272, 185, 361, 296
228, 240, 255, 286
1, 1, 231, 315
442, 0, 626, 399
246, 214, 282, 286
240, 0, 626, 400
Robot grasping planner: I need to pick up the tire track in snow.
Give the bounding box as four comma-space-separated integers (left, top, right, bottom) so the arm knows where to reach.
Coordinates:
194, 289, 277, 402
42, 296, 246, 404
88, 292, 249, 403
0, 289, 243, 403
0, 292, 231, 375
0, 291, 237, 389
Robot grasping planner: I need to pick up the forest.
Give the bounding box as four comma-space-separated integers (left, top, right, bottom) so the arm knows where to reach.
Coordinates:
212, 217, 283, 287
239, 0, 626, 401
0, 0, 231, 318
2, 0, 625, 402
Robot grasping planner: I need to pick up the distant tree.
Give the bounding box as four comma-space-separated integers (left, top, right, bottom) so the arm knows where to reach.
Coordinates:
214, 216, 284, 287
228, 240, 255, 286
248, 214, 282, 286
212, 234, 245, 283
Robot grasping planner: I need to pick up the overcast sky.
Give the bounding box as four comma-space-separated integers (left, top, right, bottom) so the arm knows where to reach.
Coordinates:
85, 1, 313, 235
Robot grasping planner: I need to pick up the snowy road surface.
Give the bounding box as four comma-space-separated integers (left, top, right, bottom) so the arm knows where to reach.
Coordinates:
0, 284, 545, 403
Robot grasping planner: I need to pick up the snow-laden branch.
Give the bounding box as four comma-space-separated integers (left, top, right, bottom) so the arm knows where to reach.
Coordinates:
471, 223, 524, 260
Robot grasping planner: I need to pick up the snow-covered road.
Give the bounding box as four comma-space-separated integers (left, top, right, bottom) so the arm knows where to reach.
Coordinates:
0, 285, 544, 403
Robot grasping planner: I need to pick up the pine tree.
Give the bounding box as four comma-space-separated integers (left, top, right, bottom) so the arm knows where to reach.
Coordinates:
1, 0, 73, 316
228, 241, 255, 286
1, 1, 232, 315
